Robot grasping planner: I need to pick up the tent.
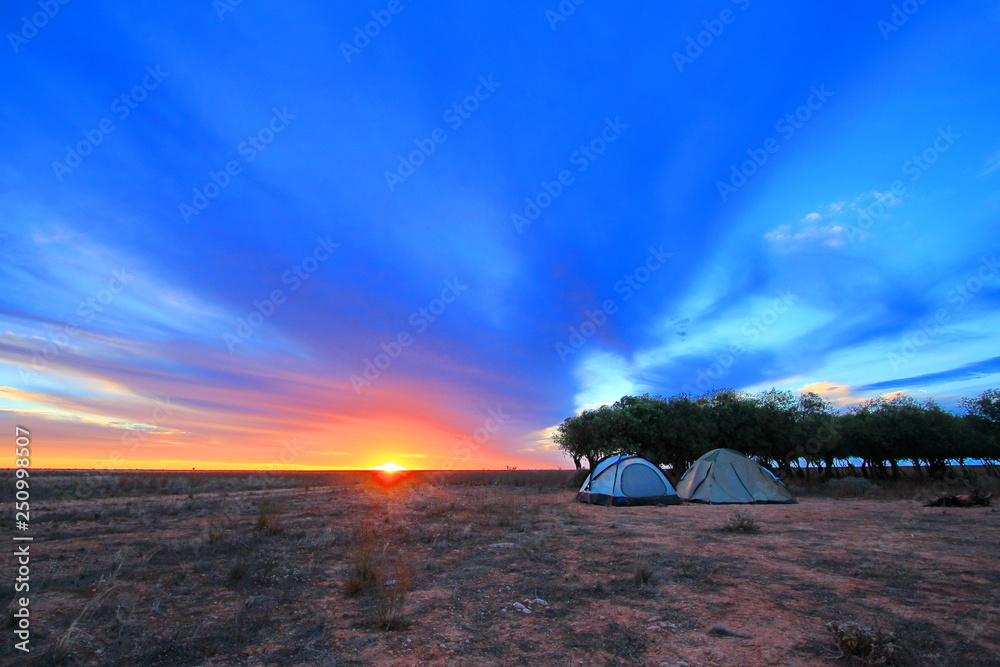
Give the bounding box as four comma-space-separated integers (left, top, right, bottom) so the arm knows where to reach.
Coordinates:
676, 448, 797, 504
576, 453, 681, 506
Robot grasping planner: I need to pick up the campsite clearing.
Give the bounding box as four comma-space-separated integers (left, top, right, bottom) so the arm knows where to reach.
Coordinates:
3, 471, 998, 666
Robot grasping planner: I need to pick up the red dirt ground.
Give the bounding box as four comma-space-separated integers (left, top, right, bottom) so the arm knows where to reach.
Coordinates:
3, 473, 998, 666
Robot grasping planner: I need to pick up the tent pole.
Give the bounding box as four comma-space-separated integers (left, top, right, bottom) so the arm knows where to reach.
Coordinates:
610, 452, 623, 507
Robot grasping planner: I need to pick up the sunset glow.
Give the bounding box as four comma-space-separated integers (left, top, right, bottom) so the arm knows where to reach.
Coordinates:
371, 463, 407, 473
2, 3, 998, 472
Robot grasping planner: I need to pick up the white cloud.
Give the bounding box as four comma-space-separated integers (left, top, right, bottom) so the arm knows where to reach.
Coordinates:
572, 349, 636, 411
763, 192, 902, 251
764, 210, 847, 250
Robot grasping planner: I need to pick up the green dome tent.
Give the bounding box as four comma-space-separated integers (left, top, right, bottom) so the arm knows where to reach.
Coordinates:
676, 448, 797, 504
576, 452, 681, 506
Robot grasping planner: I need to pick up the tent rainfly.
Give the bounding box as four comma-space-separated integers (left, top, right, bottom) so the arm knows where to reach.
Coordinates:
576, 453, 681, 506
676, 448, 797, 504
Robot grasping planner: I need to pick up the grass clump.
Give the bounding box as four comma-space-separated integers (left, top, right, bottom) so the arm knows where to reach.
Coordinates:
343, 521, 413, 629
373, 560, 413, 630
826, 620, 897, 664
254, 499, 282, 533
344, 525, 385, 597
633, 561, 655, 587
206, 512, 239, 543
721, 509, 760, 533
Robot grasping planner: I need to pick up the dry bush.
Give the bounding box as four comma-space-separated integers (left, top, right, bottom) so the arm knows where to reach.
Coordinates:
345, 522, 386, 597
722, 509, 760, 533
601, 621, 648, 660
826, 620, 897, 664
495, 500, 526, 530
372, 559, 412, 630
49, 549, 130, 662
206, 512, 240, 544
633, 561, 655, 587
342, 519, 413, 629
254, 499, 282, 534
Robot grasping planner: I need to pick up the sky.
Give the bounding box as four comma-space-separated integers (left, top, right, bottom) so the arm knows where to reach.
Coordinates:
2, 1, 999, 470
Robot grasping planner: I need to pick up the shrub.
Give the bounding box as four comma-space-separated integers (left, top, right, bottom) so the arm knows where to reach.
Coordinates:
633, 561, 655, 586
826, 620, 897, 664
722, 509, 760, 533
206, 513, 238, 543
254, 499, 281, 533
228, 558, 248, 586
345, 527, 384, 597
372, 560, 412, 630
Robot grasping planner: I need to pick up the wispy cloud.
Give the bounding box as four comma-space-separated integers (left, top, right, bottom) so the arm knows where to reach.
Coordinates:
764, 192, 903, 250
764, 211, 848, 250
977, 149, 1000, 178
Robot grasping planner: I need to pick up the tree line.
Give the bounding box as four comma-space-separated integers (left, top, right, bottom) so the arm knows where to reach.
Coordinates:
554, 389, 1000, 480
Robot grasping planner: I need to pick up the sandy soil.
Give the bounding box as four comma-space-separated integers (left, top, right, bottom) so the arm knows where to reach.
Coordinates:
3, 474, 999, 666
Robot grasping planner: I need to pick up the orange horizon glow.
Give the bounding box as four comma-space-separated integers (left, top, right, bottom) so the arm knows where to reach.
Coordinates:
370, 462, 408, 472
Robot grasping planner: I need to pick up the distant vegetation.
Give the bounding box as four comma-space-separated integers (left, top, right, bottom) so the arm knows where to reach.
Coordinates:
554, 389, 1000, 480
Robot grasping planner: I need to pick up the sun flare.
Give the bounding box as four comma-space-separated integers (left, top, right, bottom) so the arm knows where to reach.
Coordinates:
371, 462, 407, 472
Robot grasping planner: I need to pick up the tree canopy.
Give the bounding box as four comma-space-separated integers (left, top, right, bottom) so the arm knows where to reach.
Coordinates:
555, 388, 1000, 479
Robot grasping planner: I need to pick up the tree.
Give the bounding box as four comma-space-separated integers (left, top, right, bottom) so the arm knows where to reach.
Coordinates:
792, 391, 841, 479
960, 389, 1000, 470
553, 406, 620, 471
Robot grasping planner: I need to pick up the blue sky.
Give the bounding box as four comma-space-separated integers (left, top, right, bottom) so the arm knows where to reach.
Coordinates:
1, 0, 998, 469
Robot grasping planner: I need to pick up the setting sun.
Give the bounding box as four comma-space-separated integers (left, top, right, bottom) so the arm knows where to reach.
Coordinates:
371, 462, 407, 472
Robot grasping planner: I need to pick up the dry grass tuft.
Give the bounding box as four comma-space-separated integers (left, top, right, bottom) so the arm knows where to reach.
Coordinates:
721, 509, 760, 533
254, 499, 281, 533
343, 519, 414, 629
345, 522, 386, 597
373, 559, 413, 630
633, 561, 655, 587
826, 620, 897, 664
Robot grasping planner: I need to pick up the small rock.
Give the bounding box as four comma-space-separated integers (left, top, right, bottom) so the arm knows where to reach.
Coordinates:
598, 615, 606, 620
646, 625, 662, 632
512, 602, 531, 614
708, 624, 751, 639
489, 542, 516, 548
529, 598, 548, 606
647, 615, 663, 623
